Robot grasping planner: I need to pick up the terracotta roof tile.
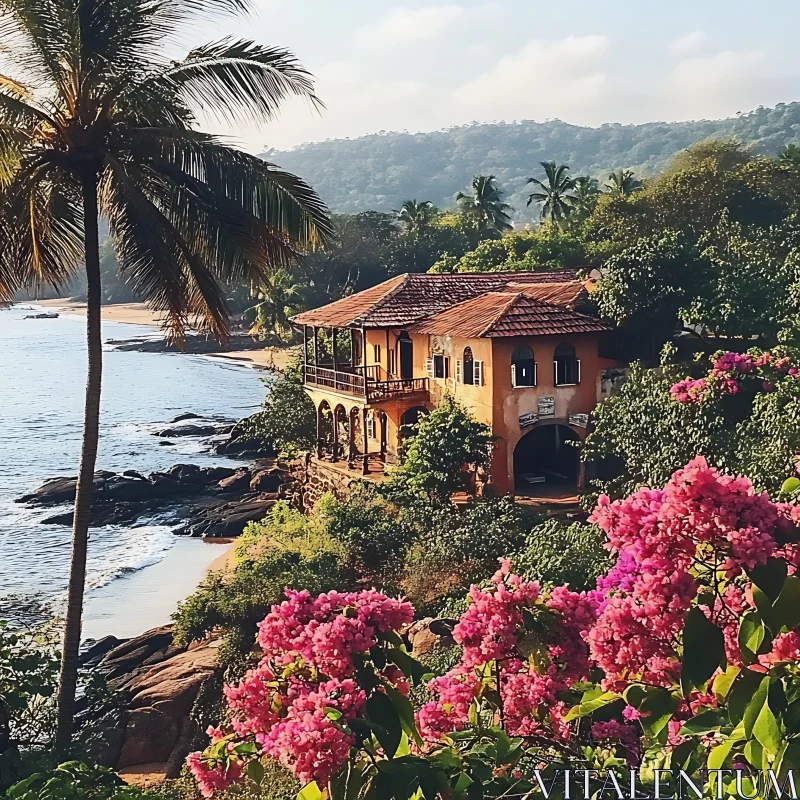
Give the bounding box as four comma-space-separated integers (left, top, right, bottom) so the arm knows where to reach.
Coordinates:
411, 292, 609, 339
291, 270, 584, 329
507, 281, 590, 310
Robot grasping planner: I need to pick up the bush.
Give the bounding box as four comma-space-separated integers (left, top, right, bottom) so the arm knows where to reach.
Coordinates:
7, 761, 148, 800
512, 518, 613, 590
399, 496, 530, 613
172, 503, 352, 671
228, 357, 315, 458
384, 395, 493, 503
315, 485, 412, 581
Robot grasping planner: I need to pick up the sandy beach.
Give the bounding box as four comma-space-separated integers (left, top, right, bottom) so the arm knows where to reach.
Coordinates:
35, 298, 297, 370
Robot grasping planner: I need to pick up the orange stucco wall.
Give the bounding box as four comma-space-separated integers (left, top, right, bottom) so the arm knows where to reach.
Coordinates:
305, 327, 615, 491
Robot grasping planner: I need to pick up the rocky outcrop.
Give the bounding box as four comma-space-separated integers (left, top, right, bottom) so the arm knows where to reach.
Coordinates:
83, 626, 223, 771
17, 460, 297, 537
287, 452, 370, 513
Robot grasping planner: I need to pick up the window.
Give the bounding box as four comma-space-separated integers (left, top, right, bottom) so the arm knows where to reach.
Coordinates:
388, 348, 396, 376
463, 347, 475, 385
373, 344, 381, 363
367, 412, 376, 439
511, 345, 536, 387
433, 353, 449, 379
554, 342, 580, 386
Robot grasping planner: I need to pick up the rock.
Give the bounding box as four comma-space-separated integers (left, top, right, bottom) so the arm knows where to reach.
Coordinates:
249, 468, 284, 493
80, 635, 124, 667
99, 626, 174, 680
116, 639, 221, 769
171, 413, 202, 423
181, 496, 278, 538
218, 470, 251, 493
24, 312, 59, 319
159, 441, 175, 446
155, 424, 218, 438
407, 618, 456, 661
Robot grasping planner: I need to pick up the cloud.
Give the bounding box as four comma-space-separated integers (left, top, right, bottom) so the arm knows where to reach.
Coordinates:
450, 36, 612, 125
355, 5, 466, 49
669, 30, 707, 55
662, 50, 788, 120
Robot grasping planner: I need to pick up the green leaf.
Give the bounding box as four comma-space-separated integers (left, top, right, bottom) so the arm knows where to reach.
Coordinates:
385, 684, 424, 748
752, 586, 779, 633
563, 691, 619, 722
753, 698, 782, 756
298, 782, 324, 800
247, 760, 265, 786
707, 738, 736, 770
713, 666, 740, 702
748, 558, 788, 603
679, 709, 723, 736
681, 607, 725, 695
366, 692, 403, 757
738, 611, 766, 665
781, 477, 800, 495
773, 576, 800, 632
639, 688, 679, 738
385, 647, 426, 684
743, 676, 772, 739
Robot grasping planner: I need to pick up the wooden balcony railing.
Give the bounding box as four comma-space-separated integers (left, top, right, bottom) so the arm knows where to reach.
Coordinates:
304, 363, 428, 403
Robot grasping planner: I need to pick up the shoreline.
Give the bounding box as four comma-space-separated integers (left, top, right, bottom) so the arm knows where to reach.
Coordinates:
33, 298, 296, 371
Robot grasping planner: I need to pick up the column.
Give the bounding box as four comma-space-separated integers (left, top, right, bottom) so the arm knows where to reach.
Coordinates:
362, 407, 369, 475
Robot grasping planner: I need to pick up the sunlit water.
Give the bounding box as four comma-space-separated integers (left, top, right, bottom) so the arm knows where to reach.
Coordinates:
0, 304, 265, 626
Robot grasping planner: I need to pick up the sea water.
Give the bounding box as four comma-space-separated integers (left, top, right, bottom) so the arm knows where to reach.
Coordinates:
0, 304, 265, 632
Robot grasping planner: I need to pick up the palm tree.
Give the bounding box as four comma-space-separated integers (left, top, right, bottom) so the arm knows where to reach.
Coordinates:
570, 176, 602, 217
395, 199, 435, 235
456, 175, 513, 231
605, 168, 643, 196
245, 269, 307, 339
779, 143, 800, 169
0, 0, 332, 746
525, 162, 575, 226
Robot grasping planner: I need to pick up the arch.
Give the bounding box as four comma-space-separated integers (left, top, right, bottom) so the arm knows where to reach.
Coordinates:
511, 344, 535, 387
334, 404, 349, 461
463, 346, 475, 385
317, 400, 333, 458
348, 407, 361, 465
398, 331, 413, 381
513, 423, 580, 495
554, 342, 579, 385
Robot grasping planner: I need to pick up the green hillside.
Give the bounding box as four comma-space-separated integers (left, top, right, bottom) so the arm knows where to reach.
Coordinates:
261, 103, 800, 219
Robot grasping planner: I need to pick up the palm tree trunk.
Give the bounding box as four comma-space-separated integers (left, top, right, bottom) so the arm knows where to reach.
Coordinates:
55, 173, 102, 748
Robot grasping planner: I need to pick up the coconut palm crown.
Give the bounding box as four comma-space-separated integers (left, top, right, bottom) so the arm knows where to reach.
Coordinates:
0, 0, 333, 746
456, 175, 513, 232
526, 161, 575, 226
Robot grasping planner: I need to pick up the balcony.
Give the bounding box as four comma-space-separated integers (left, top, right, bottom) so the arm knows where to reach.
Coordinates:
304, 363, 429, 403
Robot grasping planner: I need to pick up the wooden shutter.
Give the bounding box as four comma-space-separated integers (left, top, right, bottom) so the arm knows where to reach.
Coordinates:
534, 362, 538, 387
367, 413, 376, 439
426, 357, 434, 378
456, 360, 463, 383
474, 360, 483, 386
576, 359, 581, 384
444, 357, 450, 379
511, 363, 516, 388
554, 360, 559, 386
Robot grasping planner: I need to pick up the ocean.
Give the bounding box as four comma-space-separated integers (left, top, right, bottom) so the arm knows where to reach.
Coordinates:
0, 304, 266, 637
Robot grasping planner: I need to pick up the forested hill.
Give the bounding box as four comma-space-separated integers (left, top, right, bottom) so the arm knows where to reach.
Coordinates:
261, 103, 800, 219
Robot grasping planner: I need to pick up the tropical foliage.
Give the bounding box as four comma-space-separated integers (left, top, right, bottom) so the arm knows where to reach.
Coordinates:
525, 161, 575, 225
455, 175, 512, 232
0, 0, 332, 746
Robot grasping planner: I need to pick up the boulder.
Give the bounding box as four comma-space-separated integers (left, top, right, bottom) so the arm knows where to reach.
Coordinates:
249, 468, 284, 493
407, 618, 457, 661
218, 470, 251, 493
171, 413, 202, 423
80, 635, 124, 667
156, 424, 218, 438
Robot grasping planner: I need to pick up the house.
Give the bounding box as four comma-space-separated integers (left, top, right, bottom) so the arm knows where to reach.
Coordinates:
291, 271, 619, 496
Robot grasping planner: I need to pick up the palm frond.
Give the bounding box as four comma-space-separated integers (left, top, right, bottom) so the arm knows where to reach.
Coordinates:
134, 39, 321, 125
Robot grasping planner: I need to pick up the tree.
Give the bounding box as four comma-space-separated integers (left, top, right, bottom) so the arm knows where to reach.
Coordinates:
779, 142, 800, 168
569, 175, 602, 218
395, 199, 435, 235
604, 168, 642, 196
0, 0, 332, 746
525, 161, 575, 225
244, 269, 307, 340
456, 174, 513, 231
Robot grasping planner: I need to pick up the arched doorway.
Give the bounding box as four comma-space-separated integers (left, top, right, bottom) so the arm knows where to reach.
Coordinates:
398, 331, 413, 381
334, 404, 348, 461
513, 423, 580, 495
317, 401, 333, 458
400, 406, 427, 429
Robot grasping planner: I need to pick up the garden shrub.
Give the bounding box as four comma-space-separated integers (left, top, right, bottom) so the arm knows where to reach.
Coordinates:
228, 357, 315, 459
172, 503, 352, 671
512, 518, 613, 591
6, 761, 148, 799
185, 457, 800, 800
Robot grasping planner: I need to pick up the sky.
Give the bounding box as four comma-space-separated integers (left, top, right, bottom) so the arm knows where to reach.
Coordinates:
189, 0, 800, 153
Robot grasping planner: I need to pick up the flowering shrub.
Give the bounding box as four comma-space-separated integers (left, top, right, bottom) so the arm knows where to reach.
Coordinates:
191, 457, 800, 800
671, 348, 798, 405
